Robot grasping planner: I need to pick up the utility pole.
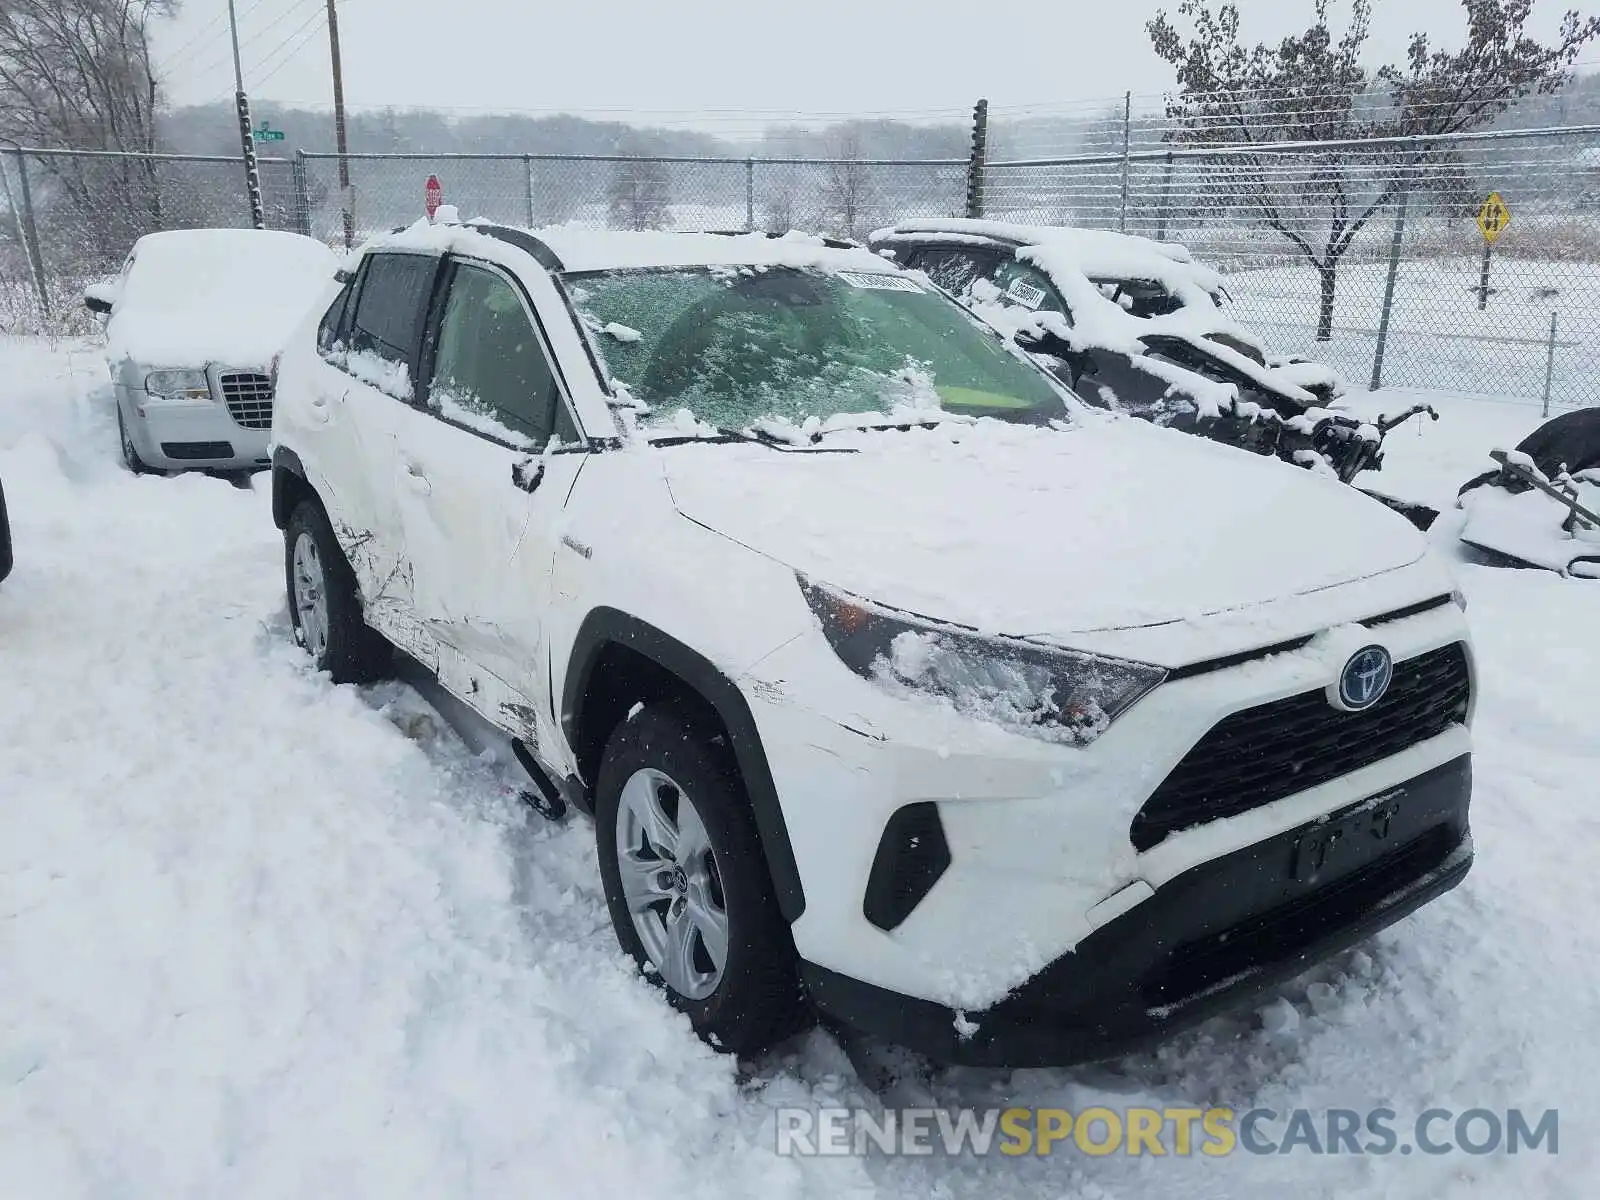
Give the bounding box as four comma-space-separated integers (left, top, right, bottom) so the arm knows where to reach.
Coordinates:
326, 0, 354, 249
228, 0, 267, 229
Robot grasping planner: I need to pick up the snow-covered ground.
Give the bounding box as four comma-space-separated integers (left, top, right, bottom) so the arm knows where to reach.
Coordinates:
1224, 257, 1600, 409
3, 336, 1598, 1198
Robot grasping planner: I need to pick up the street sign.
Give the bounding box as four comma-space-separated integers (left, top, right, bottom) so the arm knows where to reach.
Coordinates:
425, 174, 444, 219
1477, 192, 1511, 244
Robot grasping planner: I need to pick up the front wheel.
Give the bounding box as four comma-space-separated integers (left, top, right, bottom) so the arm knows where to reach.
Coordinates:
117, 405, 151, 475
283, 499, 391, 683
595, 706, 806, 1056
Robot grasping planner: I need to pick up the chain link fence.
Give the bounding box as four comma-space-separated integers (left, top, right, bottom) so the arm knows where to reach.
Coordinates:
292, 152, 968, 245
0, 149, 300, 329
3, 97, 1599, 411
984, 119, 1600, 410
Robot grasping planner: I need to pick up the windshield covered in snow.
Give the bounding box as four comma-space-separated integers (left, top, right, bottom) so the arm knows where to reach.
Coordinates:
565, 265, 1068, 430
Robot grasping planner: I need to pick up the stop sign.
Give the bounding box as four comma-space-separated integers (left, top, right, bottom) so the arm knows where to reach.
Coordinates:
425, 174, 443, 219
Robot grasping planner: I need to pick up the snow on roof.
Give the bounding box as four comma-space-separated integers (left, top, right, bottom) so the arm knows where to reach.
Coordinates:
372, 218, 893, 275
872, 217, 1208, 279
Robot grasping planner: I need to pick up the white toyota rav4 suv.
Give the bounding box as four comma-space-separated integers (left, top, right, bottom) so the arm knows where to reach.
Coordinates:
270, 219, 1475, 1066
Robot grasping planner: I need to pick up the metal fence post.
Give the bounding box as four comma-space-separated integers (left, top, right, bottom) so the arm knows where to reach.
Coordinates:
1543, 311, 1559, 418
1154, 150, 1175, 241
1119, 90, 1132, 233
745, 159, 756, 232
524, 154, 536, 227
1369, 186, 1410, 391
966, 98, 989, 219
10, 149, 50, 321
292, 150, 313, 237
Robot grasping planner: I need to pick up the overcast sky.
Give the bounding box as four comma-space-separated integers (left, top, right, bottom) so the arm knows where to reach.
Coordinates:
153, 0, 1585, 124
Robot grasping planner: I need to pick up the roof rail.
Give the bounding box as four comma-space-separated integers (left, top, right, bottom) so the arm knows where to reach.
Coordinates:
701, 229, 861, 251
466, 221, 566, 272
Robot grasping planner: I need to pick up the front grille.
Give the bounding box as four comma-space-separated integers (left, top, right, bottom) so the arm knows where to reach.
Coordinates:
1131, 643, 1471, 850
161, 441, 235, 460
220, 372, 274, 430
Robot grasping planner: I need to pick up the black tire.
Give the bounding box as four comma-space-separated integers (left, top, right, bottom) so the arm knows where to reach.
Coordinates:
0, 474, 12, 584
283, 498, 391, 683
1515, 407, 1600, 477
117, 404, 151, 475
595, 705, 806, 1056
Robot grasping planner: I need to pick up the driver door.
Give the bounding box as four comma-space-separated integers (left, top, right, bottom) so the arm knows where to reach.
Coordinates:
390, 257, 587, 750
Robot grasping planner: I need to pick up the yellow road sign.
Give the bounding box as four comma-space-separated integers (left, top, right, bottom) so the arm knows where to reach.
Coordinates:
1477, 192, 1511, 244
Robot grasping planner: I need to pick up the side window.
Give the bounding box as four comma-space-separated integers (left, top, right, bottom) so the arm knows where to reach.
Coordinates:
427, 263, 576, 450
317, 275, 358, 354
348, 253, 437, 366
988, 259, 1071, 322
913, 247, 989, 295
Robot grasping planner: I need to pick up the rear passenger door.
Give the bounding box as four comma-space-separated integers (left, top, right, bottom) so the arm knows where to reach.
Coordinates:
316, 250, 443, 664
390, 256, 588, 746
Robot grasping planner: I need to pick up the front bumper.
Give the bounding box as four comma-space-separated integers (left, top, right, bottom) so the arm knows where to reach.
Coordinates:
745, 590, 1471, 1004
805, 754, 1471, 1067
121, 385, 271, 471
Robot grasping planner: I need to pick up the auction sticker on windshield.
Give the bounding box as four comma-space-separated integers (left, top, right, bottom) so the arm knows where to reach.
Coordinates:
837, 271, 925, 293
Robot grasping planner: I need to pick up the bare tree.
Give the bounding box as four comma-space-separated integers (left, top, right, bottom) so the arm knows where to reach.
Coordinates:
1147, 0, 1600, 339
821, 130, 878, 239
607, 145, 672, 230
0, 0, 174, 266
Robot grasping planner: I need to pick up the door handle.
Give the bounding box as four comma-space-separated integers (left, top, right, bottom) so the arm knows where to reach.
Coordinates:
402, 461, 432, 495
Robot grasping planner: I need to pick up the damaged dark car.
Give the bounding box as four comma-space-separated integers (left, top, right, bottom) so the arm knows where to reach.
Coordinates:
869, 219, 1440, 528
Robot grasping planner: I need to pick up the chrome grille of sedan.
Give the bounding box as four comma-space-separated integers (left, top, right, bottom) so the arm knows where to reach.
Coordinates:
219, 372, 274, 430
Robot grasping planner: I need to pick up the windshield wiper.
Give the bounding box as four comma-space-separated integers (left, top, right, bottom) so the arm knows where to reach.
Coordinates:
811, 416, 957, 440
646, 426, 858, 453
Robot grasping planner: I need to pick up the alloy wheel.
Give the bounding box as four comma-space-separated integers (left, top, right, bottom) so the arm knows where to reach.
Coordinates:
614, 766, 730, 1000
291, 531, 330, 660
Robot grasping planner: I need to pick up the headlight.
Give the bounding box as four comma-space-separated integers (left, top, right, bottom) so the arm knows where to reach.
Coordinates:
799, 577, 1166, 745
144, 369, 211, 400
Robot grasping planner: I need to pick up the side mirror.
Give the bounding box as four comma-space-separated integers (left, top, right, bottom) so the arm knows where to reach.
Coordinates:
512, 457, 545, 493
83, 282, 116, 315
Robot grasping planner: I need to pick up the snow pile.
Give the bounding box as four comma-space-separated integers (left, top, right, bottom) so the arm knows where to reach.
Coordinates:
1269, 355, 1348, 398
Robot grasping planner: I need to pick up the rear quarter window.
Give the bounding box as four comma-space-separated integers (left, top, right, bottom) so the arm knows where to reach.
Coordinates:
348, 253, 438, 365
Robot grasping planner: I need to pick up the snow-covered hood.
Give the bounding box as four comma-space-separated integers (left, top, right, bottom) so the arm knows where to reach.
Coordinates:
108, 292, 324, 370
106, 229, 340, 370
661, 417, 1428, 647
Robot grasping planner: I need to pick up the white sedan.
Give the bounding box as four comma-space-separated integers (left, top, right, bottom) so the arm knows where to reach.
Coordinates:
84, 228, 340, 475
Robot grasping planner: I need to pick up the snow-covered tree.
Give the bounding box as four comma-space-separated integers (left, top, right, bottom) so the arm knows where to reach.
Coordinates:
1147, 0, 1600, 338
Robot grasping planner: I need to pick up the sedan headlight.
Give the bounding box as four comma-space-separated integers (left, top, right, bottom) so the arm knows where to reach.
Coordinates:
799, 577, 1166, 745
144, 369, 211, 400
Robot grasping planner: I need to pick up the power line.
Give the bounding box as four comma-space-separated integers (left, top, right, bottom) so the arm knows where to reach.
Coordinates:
240, 0, 324, 59
155, 0, 272, 76
252, 9, 330, 89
